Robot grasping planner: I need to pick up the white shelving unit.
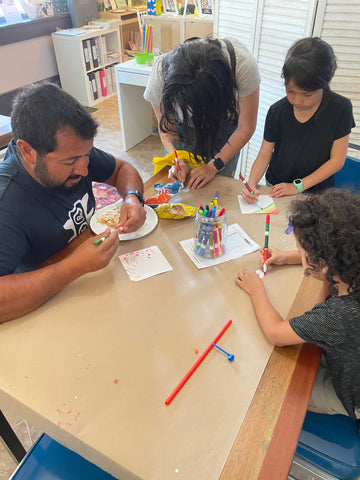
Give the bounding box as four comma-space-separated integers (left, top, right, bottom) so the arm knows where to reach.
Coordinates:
52, 27, 122, 107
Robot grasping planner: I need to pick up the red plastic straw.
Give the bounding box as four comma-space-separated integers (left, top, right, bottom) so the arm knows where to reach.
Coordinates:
165, 320, 232, 405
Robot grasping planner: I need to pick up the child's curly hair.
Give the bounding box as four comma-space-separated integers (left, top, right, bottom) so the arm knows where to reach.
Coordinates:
289, 189, 360, 300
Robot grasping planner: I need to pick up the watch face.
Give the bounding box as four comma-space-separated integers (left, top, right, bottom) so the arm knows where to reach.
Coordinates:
213, 157, 225, 171
294, 179, 301, 185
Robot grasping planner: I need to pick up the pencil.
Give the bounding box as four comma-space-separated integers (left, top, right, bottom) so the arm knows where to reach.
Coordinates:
263, 214, 270, 274
165, 320, 232, 405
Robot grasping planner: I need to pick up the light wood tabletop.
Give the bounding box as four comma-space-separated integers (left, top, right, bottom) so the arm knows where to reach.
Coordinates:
0, 167, 322, 480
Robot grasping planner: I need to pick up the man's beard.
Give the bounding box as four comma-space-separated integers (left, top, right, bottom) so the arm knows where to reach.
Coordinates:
34, 154, 82, 191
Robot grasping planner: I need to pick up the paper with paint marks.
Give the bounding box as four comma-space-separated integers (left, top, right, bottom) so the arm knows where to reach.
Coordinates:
119, 246, 173, 282
237, 195, 278, 214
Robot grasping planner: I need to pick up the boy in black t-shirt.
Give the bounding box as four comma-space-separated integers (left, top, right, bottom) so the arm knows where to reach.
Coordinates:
242, 37, 355, 202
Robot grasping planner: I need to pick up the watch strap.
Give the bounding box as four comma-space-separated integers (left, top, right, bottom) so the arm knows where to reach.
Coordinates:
123, 190, 145, 206
293, 179, 303, 194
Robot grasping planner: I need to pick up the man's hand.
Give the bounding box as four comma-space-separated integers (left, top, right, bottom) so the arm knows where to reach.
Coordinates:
117, 196, 146, 233
187, 163, 217, 189
70, 229, 119, 274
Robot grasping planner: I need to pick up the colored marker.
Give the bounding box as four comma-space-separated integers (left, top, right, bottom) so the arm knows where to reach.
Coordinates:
174, 151, 184, 189
165, 320, 233, 405
93, 232, 110, 246
263, 214, 270, 274
214, 190, 219, 208
239, 173, 260, 205
212, 343, 235, 362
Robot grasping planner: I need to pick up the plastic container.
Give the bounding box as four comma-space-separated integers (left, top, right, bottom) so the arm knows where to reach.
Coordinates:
134, 53, 154, 65
193, 209, 227, 258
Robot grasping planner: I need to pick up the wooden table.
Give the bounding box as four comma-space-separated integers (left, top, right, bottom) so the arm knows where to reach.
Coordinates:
0, 115, 12, 150
0, 168, 322, 479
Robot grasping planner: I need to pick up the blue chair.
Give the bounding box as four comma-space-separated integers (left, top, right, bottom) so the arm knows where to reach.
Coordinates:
289, 411, 360, 480
9, 433, 117, 480
334, 156, 360, 192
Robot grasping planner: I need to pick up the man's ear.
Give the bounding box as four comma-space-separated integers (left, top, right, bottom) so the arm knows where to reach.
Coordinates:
16, 139, 37, 166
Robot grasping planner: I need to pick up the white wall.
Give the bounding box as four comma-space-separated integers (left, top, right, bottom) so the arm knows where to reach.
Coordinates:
0, 35, 58, 95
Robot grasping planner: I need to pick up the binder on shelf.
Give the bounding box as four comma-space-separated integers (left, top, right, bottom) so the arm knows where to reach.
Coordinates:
105, 67, 112, 95
90, 37, 99, 69
110, 66, 116, 93
95, 71, 102, 99
82, 40, 91, 71
101, 36, 107, 65
86, 40, 94, 69
99, 69, 108, 97
95, 37, 102, 67
88, 72, 98, 100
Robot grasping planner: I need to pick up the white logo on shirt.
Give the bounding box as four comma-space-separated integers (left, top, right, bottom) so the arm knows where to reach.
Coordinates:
63, 193, 94, 242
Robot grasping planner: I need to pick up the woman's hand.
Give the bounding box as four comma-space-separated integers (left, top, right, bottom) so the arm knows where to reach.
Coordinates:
168, 158, 189, 184
187, 163, 217, 189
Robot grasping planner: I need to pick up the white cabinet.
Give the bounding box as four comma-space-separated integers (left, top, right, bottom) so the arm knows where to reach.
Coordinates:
52, 27, 122, 107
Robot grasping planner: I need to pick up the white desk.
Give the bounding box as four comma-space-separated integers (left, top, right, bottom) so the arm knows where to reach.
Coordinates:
115, 59, 154, 151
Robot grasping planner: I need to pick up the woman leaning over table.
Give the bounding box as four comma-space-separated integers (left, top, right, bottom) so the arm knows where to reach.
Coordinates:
143, 36, 260, 189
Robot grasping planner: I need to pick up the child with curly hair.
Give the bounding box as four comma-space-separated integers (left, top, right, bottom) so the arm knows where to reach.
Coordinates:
236, 189, 360, 419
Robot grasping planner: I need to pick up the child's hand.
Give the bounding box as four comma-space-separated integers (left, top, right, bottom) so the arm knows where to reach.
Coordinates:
241, 185, 259, 204
260, 246, 289, 267
269, 182, 298, 198
235, 269, 264, 296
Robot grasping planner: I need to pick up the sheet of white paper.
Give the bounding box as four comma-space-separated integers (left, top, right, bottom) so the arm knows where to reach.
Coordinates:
119, 246, 173, 281
237, 195, 276, 214
180, 223, 259, 269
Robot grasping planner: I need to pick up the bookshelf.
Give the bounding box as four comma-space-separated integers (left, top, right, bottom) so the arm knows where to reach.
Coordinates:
52, 27, 122, 107
142, 13, 213, 52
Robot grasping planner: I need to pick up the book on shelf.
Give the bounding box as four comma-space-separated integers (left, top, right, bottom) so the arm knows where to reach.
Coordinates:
101, 36, 107, 65
106, 50, 121, 64
105, 67, 113, 95
99, 69, 108, 97
82, 40, 91, 70
95, 71, 102, 99
86, 40, 94, 69
88, 72, 98, 101
90, 37, 99, 69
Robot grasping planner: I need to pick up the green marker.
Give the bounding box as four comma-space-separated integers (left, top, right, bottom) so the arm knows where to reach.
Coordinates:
93, 232, 111, 246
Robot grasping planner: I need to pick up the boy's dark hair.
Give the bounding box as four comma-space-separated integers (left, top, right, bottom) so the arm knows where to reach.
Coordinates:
11, 82, 98, 156
289, 189, 360, 300
159, 38, 239, 160
282, 37, 337, 91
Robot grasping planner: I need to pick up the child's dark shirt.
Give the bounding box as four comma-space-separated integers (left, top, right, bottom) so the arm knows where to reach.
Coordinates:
289, 293, 360, 418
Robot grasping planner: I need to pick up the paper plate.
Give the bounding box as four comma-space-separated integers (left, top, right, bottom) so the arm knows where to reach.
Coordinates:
90, 202, 158, 241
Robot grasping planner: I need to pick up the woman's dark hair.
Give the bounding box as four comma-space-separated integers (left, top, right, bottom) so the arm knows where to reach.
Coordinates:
282, 37, 337, 91
289, 189, 360, 300
159, 38, 239, 160
11, 82, 98, 156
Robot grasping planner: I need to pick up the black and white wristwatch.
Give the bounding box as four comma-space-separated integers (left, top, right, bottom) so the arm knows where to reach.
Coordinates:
123, 190, 145, 206
211, 157, 225, 171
